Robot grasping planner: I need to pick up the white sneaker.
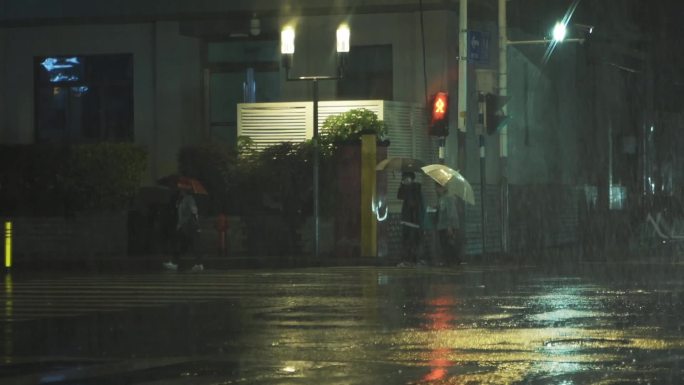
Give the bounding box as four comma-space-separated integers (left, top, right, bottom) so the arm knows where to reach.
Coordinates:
191, 264, 204, 272
163, 261, 178, 271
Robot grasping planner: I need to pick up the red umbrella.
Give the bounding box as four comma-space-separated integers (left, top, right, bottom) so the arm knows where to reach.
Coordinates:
157, 175, 208, 195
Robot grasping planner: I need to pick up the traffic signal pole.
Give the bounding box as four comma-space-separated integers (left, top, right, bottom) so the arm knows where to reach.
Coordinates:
460, 0, 490, 258
458, 0, 468, 133
498, 0, 510, 254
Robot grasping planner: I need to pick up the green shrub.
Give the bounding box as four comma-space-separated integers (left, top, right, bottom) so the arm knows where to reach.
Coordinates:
321, 108, 388, 151
0, 145, 70, 215
64, 143, 147, 212
0, 143, 147, 215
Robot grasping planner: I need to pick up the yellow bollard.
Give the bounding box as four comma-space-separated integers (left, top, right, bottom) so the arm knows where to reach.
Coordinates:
4, 221, 11, 269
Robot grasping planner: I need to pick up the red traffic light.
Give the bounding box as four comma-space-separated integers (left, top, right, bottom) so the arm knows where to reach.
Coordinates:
431, 92, 449, 124
428, 92, 449, 136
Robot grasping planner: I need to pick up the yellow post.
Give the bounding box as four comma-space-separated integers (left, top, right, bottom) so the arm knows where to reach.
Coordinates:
4, 221, 11, 268
360, 134, 377, 257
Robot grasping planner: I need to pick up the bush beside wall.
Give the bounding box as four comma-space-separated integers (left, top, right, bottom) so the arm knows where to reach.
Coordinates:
0, 143, 147, 216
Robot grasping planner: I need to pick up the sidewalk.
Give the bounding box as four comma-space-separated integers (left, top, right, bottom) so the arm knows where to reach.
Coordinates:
8, 245, 679, 273
7, 252, 405, 272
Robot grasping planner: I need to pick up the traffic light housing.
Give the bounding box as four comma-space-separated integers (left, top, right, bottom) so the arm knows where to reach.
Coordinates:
483, 93, 509, 135
428, 91, 449, 136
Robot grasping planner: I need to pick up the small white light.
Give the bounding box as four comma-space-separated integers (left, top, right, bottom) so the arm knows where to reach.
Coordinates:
281, 26, 295, 54
553, 22, 566, 42
336, 24, 350, 53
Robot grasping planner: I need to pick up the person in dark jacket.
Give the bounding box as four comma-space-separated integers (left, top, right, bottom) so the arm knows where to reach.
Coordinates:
163, 189, 203, 272
397, 171, 424, 264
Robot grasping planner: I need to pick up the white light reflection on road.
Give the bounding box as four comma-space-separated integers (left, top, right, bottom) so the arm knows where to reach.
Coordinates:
383, 279, 684, 384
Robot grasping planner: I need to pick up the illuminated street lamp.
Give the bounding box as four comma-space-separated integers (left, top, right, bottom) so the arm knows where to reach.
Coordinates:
280, 26, 295, 66
552, 21, 567, 42
280, 23, 350, 258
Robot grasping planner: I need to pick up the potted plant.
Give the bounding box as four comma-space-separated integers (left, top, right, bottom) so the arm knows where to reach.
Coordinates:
320, 108, 388, 150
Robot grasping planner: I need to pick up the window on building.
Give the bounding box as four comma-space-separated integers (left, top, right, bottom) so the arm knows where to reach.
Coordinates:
35, 54, 134, 143
337, 45, 393, 100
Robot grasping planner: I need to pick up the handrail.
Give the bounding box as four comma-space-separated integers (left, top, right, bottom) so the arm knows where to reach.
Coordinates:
646, 213, 684, 241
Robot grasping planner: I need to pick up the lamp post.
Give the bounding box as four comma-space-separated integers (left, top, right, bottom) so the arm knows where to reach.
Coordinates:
280, 24, 350, 259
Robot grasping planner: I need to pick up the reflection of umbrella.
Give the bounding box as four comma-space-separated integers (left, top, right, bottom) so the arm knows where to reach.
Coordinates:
421, 164, 475, 205
157, 175, 208, 195
376, 157, 426, 172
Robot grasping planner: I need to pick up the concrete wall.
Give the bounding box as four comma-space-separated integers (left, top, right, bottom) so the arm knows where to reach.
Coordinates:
0, 10, 455, 179
0, 2, 583, 189
153, 21, 203, 178
0, 22, 201, 182
2, 213, 128, 258
0, 28, 5, 140
277, 10, 455, 106
0, 0, 456, 22
506, 45, 582, 185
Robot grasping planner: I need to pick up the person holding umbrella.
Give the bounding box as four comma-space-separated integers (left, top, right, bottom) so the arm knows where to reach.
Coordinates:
421, 164, 474, 266
397, 171, 425, 265
434, 182, 461, 266
160, 175, 206, 272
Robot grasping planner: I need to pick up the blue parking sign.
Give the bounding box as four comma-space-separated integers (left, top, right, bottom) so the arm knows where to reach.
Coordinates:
468, 30, 490, 64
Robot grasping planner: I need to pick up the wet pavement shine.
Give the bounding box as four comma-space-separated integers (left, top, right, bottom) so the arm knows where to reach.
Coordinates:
1, 263, 684, 384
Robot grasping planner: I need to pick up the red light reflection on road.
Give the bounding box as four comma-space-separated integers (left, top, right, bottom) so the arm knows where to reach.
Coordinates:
423, 347, 451, 381
421, 294, 457, 382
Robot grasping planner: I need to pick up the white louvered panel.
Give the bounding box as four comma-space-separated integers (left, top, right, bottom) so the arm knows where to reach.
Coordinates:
238, 102, 312, 150
384, 102, 412, 158
382, 102, 433, 213
383, 102, 412, 212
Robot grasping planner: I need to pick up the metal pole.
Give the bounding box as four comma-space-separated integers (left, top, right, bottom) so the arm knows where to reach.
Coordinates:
498, 0, 509, 253
284, 74, 339, 259
312, 79, 320, 258
458, 0, 468, 132
507, 38, 584, 46
479, 135, 486, 256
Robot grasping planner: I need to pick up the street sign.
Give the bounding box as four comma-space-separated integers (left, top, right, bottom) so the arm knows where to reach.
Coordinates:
468, 30, 490, 65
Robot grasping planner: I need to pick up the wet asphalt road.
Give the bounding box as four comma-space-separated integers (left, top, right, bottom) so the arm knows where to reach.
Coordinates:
2, 263, 684, 384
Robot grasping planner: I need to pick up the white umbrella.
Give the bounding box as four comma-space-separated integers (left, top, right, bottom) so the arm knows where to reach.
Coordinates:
421, 164, 475, 205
